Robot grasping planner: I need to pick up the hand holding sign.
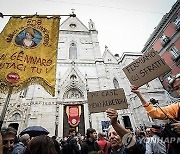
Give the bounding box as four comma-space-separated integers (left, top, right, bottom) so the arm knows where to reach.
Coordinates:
130, 85, 150, 107
106, 108, 118, 125
130, 85, 140, 95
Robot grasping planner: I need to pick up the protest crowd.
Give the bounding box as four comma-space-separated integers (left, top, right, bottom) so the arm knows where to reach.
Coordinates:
0, 73, 179, 154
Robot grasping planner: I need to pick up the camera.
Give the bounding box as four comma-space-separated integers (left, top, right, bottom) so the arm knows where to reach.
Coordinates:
150, 98, 158, 105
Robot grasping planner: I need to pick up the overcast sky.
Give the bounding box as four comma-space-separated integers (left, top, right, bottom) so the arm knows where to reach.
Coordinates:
0, 0, 176, 56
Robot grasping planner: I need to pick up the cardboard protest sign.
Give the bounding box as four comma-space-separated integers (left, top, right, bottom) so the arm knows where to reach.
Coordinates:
123, 49, 171, 87
88, 88, 128, 113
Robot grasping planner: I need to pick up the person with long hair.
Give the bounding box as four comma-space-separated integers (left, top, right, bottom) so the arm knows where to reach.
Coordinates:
25, 135, 57, 154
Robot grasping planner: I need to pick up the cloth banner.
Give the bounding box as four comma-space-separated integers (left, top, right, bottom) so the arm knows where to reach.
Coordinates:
0, 15, 60, 96
66, 105, 81, 127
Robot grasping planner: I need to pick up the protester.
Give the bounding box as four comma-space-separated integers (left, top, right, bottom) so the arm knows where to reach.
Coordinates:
51, 136, 61, 154
1, 126, 17, 154
62, 128, 80, 154
25, 135, 57, 154
12, 133, 30, 154
97, 132, 111, 154
74, 136, 81, 151
145, 128, 152, 138
131, 73, 180, 154
135, 130, 146, 153
81, 128, 100, 154
106, 108, 144, 154
145, 125, 166, 154
0, 134, 3, 154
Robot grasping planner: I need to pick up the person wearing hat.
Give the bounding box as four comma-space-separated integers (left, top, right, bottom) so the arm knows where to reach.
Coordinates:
131, 73, 180, 154
16, 27, 37, 48
146, 125, 166, 154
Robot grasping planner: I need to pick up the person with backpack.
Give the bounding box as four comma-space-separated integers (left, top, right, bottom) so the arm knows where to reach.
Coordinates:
62, 128, 80, 154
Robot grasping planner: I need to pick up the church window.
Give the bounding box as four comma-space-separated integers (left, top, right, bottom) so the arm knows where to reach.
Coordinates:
113, 78, 119, 89
10, 113, 21, 121
69, 23, 76, 29
64, 89, 82, 99
70, 74, 77, 80
69, 43, 77, 59
19, 88, 28, 98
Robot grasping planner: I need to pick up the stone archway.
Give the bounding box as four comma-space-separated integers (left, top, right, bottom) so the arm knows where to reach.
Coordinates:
9, 123, 19, 131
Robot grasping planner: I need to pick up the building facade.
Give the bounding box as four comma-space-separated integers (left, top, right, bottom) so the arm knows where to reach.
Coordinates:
0, 15, 173, 137
141, 1, 180, 98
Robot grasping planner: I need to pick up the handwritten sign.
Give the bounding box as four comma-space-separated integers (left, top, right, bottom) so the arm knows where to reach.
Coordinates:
123, 49, 171, 87
88, 88, 128, 113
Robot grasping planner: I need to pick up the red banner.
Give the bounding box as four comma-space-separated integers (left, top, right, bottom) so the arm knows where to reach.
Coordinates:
66, 105, 81, 127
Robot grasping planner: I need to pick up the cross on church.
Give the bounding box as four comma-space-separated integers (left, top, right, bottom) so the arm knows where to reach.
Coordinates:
71, 9, 75, 14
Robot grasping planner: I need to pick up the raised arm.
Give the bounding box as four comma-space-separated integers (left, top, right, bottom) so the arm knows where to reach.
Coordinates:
106, 108, 129, 138
131, 85, 149, 106
130, 85, 179, 119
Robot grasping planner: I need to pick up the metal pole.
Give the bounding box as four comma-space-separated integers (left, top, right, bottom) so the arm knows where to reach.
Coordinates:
0, 12, 76, 18
0, 86, 13, 129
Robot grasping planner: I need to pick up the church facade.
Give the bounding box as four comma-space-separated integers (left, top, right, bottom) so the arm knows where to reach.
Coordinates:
0, 15, 173, 137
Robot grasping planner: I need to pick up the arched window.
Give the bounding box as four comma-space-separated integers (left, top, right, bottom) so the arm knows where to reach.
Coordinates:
69, 43, 77, 59
113, 78, 119, 89
63, 89, 83, 99
19, 88, 28, 98
70, 74, 77, 80
10, 113, 21, 121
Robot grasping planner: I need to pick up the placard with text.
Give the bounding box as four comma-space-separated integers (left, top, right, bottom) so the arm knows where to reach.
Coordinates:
88, 88, 128, 113
122, 49, 171, 87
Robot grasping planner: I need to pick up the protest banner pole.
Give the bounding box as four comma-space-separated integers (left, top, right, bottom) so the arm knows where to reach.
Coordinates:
0, 86, 13, 129
0, 12, 76, 18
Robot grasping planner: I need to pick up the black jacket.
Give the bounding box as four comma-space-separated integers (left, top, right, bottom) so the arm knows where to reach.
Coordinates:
62, 137, 80, 154
81, 139, 100, 154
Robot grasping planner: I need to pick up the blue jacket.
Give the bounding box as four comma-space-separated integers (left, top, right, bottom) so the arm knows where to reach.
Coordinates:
12, 142, 26, 154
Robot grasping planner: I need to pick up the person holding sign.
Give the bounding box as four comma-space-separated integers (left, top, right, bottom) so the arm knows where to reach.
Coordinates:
106, 108, 143, 154
131, 73, 180, 154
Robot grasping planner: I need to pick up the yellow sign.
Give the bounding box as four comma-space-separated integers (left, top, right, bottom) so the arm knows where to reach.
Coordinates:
0, 16, 60, 96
